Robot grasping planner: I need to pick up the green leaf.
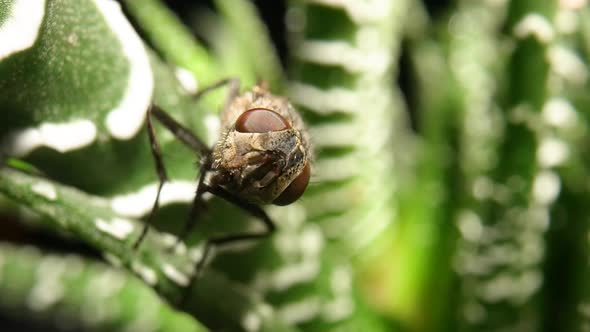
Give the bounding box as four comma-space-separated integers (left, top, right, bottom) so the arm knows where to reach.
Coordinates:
0, 0, 13, 25
0, 0, 151, 141
0, 0, 211, 200
123, 0, 219, 87
0, 166, 298, 331
0, 242, 207, 332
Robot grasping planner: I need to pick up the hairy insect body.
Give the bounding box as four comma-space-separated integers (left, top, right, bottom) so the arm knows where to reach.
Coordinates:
135, 81, 311, 300
211, 85, 311, 205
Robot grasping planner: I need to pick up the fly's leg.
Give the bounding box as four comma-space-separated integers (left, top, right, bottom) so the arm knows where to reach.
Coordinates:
181, 185, 275, 305
159, 78, 241, 246
175, 158, 210, 246
133, 78, 239, 249
133, 106, 169, 249
149, 105, 210, 155
175, 78, 241, 242
133, 104, 212, 249
191, 78, 240, 102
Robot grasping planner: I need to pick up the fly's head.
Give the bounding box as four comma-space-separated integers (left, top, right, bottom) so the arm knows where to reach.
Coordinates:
211, 85, 311, 206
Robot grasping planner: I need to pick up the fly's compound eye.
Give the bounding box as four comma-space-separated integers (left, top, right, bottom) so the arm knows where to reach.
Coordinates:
273, 162, 311, 206
235, 108, 290, 133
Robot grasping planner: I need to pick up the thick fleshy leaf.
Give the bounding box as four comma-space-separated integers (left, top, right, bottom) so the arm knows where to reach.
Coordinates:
0, 242, 207, 332
0, 0, 152, 140
0, 166, 298, 332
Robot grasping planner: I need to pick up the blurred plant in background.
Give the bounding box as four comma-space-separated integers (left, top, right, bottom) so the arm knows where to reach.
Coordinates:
0, 0, 589, 331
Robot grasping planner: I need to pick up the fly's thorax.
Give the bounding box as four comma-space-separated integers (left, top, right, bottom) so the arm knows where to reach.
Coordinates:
211, 127, 309, 205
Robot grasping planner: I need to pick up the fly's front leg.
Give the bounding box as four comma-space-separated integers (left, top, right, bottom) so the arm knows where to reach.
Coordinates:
133, 105, 169, 249
173, 77, 241, 246
135, 78, 239, 250
181, 185, 276, 305
175, 158, 211, 247
134, 103, 212, 249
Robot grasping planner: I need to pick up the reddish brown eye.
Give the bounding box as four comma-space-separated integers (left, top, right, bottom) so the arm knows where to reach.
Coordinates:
273, 163, 310, 206
235, 108, 290, 133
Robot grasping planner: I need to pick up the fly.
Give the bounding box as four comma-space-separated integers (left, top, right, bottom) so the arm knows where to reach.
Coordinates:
134, 79, 311, 294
